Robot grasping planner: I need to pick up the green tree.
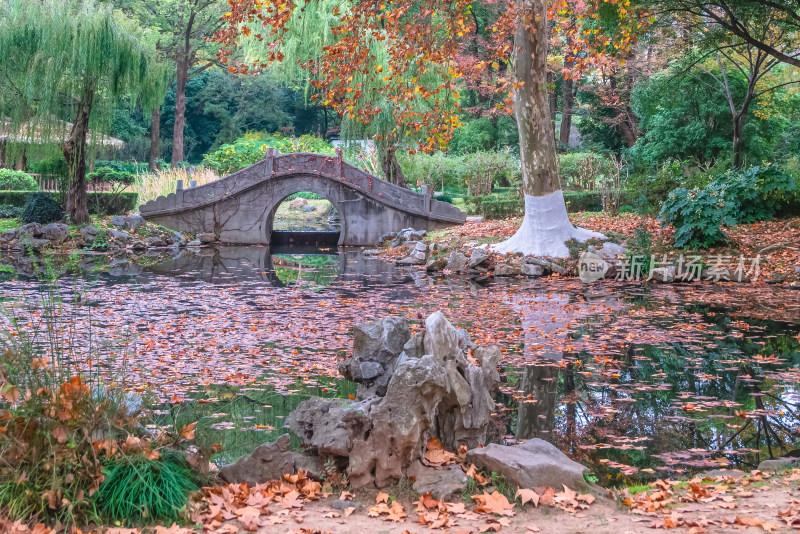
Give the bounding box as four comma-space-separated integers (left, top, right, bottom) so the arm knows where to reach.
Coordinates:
0, 0, 167, 223
117, 0, 227, 168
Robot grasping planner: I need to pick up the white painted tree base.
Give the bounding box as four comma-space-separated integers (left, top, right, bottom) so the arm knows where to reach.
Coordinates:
491, 190, 606, 258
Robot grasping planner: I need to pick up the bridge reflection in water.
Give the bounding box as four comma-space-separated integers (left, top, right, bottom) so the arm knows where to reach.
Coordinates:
144, 245, 405, 288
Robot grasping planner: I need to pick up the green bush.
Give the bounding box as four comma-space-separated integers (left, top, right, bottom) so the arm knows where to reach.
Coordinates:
87, 166, 135, 185
0, 204, 22, 218
0, 191, 138, 216
399, 150, 522, 194
94, 160, 148, 174
463, 190, 633, 219
625, 161, 686, 212
464, 194, 524, 218
202, 132, 334, 174
660, 165, 798, 248
98, 453, 199, 525
558, 152, 615, 191
0, 169, 38, 191
22, 193, 63, 224
28, 157, 69, 178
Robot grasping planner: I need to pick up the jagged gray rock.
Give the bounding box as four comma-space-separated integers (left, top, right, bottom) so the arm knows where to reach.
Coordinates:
408, 462, 468, 501
43, 223, 69, 243
284, 311, 501, 489
18, 223, 44, 239
494, 257, 523, 276
445, 252, 468, 272
109, 229, 130, 245
468, 247, 489, 268
218, 433, 324, 485
338, 316, 410, 397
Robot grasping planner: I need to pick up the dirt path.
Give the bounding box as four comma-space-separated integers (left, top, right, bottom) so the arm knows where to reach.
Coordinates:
254, 483, 798, 534
181, 468, 800, 534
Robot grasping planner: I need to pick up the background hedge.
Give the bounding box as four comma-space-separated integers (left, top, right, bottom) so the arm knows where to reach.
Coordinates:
0, 191, 138, 216
464, 190, 635, 218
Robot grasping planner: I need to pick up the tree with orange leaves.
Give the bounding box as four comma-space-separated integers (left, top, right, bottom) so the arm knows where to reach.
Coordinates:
217, 0, 648, 256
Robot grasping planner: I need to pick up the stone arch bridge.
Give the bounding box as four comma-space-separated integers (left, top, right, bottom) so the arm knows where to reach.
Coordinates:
139, 149, 465, 246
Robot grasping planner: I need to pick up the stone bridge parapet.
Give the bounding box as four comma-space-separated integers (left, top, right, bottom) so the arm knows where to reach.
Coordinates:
139, 148, 465, 246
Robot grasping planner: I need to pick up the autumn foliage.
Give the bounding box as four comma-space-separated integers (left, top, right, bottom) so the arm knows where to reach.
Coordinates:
216, 0, 650, 153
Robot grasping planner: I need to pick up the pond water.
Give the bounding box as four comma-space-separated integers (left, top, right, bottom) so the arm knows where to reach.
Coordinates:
1, 245, 799, 485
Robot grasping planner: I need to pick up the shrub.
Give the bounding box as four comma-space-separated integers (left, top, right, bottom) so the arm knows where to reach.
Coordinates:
94, 160, 148, 174
463, 190, 633, 218
0, 191, 138, 215
398, 150, 522, 193
203, 133, 334, 174
28, 157, 69, 178
558, 152, 615, 191
0, 204, 21, 219
625, 161, 686, 212
87, 166, 135, 186
98, 453, 199, 525
22, 193, 63, 224
0, 170, 38, 191
660, 164, 798, 248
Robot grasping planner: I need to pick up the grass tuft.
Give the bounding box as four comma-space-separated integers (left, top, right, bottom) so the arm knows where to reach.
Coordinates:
97, 452, 199, 525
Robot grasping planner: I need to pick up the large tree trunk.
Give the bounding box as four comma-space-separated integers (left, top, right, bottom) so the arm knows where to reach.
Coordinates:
559, 71, 575, 146
378, 144, 408, 189
149, 107, 161, 171
492, 0, 603, 257
0, 140, 6, 168
171, 56, 188, 167
63, 89, 94, 224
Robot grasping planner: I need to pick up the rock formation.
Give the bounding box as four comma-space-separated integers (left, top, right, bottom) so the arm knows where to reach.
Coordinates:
281, 311, 501, 490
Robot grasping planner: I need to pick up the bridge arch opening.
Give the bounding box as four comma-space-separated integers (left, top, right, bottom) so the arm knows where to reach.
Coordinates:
268, 190, 343, 248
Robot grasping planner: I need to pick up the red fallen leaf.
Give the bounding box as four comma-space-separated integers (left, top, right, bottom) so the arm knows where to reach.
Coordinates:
516, 488, 539, 507
236, 506, 262, 531
472, 491, 515, 516
423, 436, 456, 466
180, 422, 197, 440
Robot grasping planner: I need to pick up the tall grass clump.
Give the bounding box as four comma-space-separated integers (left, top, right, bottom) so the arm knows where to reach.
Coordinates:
133, 167, 219, 204
97, 452, 198, 525
0, 267, 199, 529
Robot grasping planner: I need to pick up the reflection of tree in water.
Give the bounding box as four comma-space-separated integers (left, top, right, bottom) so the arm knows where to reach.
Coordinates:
504, 288, 800, 483
272, 254, 340, 288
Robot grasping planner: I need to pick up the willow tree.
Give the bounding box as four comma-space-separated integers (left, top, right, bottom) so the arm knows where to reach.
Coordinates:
0, 0, 167, 223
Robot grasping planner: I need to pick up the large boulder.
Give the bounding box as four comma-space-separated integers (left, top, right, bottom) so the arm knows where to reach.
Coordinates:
109, 229, 130, 245
466, 438, 591, 492
79, 225, 100, 244
18, 222, 44, 239
288, 197, 308, 209
197, 232, 217, 244
494, 257, 523, 277
43, 223, 69, 243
